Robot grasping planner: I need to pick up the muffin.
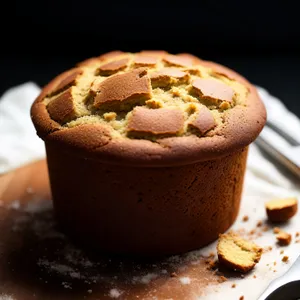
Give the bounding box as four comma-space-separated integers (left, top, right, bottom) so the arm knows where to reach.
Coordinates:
31, 51, 266, 255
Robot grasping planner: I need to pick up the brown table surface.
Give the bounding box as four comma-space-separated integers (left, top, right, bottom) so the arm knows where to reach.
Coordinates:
0, 160, 227, 300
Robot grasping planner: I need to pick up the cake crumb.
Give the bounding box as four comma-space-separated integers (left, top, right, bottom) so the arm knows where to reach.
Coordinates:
273, 227, 281, 234
253, 275, 256, 278
87, 289, 92, 294
209, 252, 215, 258
242, 215, 249, 222
257, 221, 263, 227
273, 270, 277, 272
276, 231, 292, 246
282, 256, 289, 262
232, 283, 236, 288
217, 275, 227, 283
239, 296, 244, 300
263, 246, 272, 252
170, 272, 178, 277
206, 259, 218, 270
274, 261, 276, 266
103, 112, 117, 121
296, 239, 300, 243
280, 250, 284, 254
296, 232, 300, 237
249, 229, 256, 235
262, 225, 270, 232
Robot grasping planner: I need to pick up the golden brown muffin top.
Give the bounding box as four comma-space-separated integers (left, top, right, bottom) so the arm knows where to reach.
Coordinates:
31, 51, 266, 166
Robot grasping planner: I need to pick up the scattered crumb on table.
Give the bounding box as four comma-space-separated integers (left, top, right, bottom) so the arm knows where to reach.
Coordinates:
242, 215, 249, 222
217, 276, 227, 283
257, 221, 263, 227
276, 231, 292, 246
282, 256, 289, 262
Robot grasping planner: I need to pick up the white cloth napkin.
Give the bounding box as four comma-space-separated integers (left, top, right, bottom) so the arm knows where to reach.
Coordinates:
0, 82, 44, 174
0, 83, 300, 299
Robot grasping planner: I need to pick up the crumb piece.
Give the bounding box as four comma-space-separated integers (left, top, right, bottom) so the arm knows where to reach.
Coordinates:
274, 261, 276, 266
249, 229, 256, 235
171, 88, 181, 97
239, 296, 244, 300
253, 275, 257, 278
242, 215, 249, 222
273, 270, 277, 272
217, 233, 262, 273
103, 112, 117, 121
280, 250, 284, 254
170, 272, 178, 277
296, 239, 300, 243
282, 256, 289, 262
232, 283, 236, 288
145, 99, 163, 108
276, 231, 292, 246
209, 252, 215, 258
262, 225, 270, 232
296, 232, 300, 237
266, 197, 298, 222
263, 246, 273, 252
240, 274, 245, 278
273, 227, 281, 234
87, 289, 92, 294
207, 259, 218, 270
217, 275, 227, 283
257, 221, 263, 227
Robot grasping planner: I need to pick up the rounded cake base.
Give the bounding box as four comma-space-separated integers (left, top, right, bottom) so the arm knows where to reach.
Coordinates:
46, 142, 248, 256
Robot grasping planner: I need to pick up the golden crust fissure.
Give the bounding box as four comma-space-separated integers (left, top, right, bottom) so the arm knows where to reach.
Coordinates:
43, 51, 249, 140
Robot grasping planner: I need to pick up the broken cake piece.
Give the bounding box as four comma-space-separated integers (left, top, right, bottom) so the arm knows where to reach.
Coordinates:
217, 233, 262, 273
276, 230, 292, 246
265, 197, 298, 222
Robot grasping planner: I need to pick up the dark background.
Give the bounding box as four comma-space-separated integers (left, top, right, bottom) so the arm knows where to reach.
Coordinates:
2, 0, 300, 116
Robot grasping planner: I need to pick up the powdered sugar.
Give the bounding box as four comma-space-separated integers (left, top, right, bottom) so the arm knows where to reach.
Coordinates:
0, 295, 14, 300
1, 197, 216, 298
179, 277, 191, 285
109, 288, 123, 298
132, 273, 158, 284
8, 200, 20, 210
62, 282, 72, 289
24, 199, 53, 214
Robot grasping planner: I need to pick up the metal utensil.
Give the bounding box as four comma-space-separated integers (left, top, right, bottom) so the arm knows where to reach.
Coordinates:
257, 255, 300, 300
255, 119, 300, 179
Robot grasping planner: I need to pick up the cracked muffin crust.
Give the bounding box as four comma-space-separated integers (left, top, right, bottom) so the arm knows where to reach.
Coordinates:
30, 51, 266, 255
31, 51, 266, 167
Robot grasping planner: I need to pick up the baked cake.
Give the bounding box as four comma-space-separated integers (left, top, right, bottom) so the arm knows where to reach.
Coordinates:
31, 51, 266, 255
